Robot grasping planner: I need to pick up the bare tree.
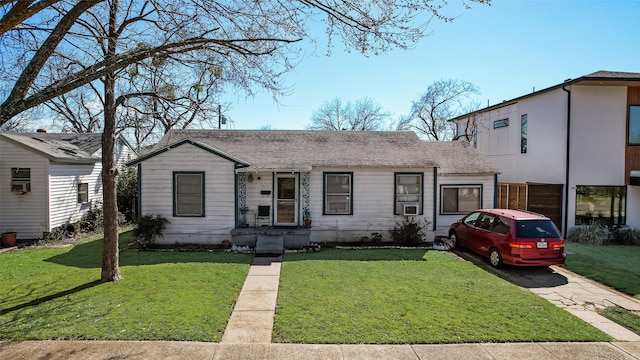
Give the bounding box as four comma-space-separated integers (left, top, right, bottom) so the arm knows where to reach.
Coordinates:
307, 97, 390, 130
405, 79, 480, 141
1, 0, 491, 282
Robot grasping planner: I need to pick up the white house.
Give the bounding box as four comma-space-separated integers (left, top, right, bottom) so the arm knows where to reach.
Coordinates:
127, 130, 499, 247
0, 131, 135, 239
451, 70, 640, 234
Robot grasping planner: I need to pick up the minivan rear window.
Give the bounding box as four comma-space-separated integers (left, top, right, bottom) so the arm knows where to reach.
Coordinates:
516, 220, 561, 239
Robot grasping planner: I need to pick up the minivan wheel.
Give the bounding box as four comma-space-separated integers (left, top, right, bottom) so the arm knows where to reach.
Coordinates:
489, 248, 503, 268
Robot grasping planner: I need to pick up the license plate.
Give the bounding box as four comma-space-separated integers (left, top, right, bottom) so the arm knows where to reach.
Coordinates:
537, 241, 548, 249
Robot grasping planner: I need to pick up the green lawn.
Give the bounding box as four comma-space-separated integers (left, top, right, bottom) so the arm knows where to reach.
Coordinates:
564, 242, 640, 299
274, 249, 610, 344
0, 231, 252, 341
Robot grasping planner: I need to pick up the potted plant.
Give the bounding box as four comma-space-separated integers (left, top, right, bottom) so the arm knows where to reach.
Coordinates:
1, 232, 17, 247
303, 209, 312, 228
222, 239, 232, 249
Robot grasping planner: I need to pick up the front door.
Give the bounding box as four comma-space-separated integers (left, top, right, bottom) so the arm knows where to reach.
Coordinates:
274, 174, 298, 226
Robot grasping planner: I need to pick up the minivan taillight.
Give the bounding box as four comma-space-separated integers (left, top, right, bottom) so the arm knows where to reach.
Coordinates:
509, 242, 533, 249
553, 243, 564, 250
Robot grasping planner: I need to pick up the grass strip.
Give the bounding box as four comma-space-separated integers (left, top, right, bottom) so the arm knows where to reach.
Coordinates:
600, 307, 640, 335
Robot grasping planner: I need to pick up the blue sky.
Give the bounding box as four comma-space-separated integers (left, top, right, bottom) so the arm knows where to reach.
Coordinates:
220, 0, 640, 130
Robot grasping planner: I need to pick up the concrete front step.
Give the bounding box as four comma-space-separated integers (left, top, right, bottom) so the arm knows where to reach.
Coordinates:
255, 235, 284, 255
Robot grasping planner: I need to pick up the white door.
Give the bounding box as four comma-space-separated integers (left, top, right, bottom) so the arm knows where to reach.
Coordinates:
274, 174, 298, 226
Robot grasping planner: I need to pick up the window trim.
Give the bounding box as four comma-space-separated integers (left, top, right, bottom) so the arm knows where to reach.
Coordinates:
323, 172, 353, 215
77, 182, 89, 203
493, 118, 509, 129
440, 184, 483, 215
173, 171, 205, 217
394, 172, 424, 215
521, 114, 527, 153
11, 167, 31, 193
628, 105, 640, 146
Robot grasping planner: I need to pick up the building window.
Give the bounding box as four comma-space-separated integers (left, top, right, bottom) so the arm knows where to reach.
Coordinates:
441, 185, 481, 214
629, 105, 640, 145
521, 114, 527, 153
11, 168, 31, 192
324, 172, 352, 215
77, 183, 89, 203
395, 173, 422, 215
173, 172, 205, 217
493, 118, 509, 129
575, 186, 626, 226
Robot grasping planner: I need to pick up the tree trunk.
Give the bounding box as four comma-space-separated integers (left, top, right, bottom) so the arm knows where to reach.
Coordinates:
101, 0, 122, 282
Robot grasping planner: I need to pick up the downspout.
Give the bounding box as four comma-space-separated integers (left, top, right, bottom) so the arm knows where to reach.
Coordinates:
136, 164, 142, 220
494, 174, 498, 208
433, 167, 438, 231
562, 84, 571, 237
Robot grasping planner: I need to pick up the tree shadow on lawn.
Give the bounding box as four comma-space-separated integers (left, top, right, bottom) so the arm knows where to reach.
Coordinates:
283, 248, 429, 262
453, 248, 568, 288
0, 280, 102, 317
44, 231, 253, 269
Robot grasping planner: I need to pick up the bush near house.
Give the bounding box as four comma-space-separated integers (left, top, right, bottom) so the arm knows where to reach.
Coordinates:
389, 218, 429, 246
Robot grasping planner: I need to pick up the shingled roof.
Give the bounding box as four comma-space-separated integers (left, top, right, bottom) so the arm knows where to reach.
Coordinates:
0, 132, 103, 163
140, 129, 499, 175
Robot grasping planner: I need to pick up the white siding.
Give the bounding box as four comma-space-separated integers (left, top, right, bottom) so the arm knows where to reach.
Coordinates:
0, 139, 50, 239
49, 162, 101, 229
627, 186, 640, 229
564, 85, 628, 229
309, 167, 436, 243
139, 143, 236, 244
570, 85, 627, 185
469, 90, 568, 184
435, 174, 496, 235
460, 84, 631, 231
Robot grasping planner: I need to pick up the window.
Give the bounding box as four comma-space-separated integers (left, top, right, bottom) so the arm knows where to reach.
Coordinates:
441, 185, 481, 214
493, 118, 509, 129
324, 173, 352, 215
629, 105, 640, 145
11, 168, 31, 192
395, 173, 422, 215
521, 114, 527, 153
77, 183, 89, 203
575, 186, 626, 226
174, 172, 205, 216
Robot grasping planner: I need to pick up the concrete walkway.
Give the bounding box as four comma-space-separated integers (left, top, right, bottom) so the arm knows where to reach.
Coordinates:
2, 252, 640, 359
221, 256, 282, 344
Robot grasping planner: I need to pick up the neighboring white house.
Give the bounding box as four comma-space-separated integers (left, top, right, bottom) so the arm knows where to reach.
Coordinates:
127, 130, 499, 246
0, 131, 135, 239
450, 70, 640, 234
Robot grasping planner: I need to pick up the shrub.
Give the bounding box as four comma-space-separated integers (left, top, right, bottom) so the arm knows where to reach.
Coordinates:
567, 223, 607, 245
613, 226, 640, 246
134, 214, 170, 247
77, 206, 104, 233
389, 218, 428, 246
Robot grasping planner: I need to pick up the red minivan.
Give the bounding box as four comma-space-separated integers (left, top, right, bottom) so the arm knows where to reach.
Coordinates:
448, 209, 565, 268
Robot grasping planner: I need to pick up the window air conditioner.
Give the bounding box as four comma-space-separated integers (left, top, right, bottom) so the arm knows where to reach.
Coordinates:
403, 204, 419, 216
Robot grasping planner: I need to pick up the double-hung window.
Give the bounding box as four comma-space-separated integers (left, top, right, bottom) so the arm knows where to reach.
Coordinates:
77, 183, 89, 203
395, 173, 422, 214
11, 168, 31, 192
324, 172, 352, 215
174, 172, 205, 217
441, 185, 481, 214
